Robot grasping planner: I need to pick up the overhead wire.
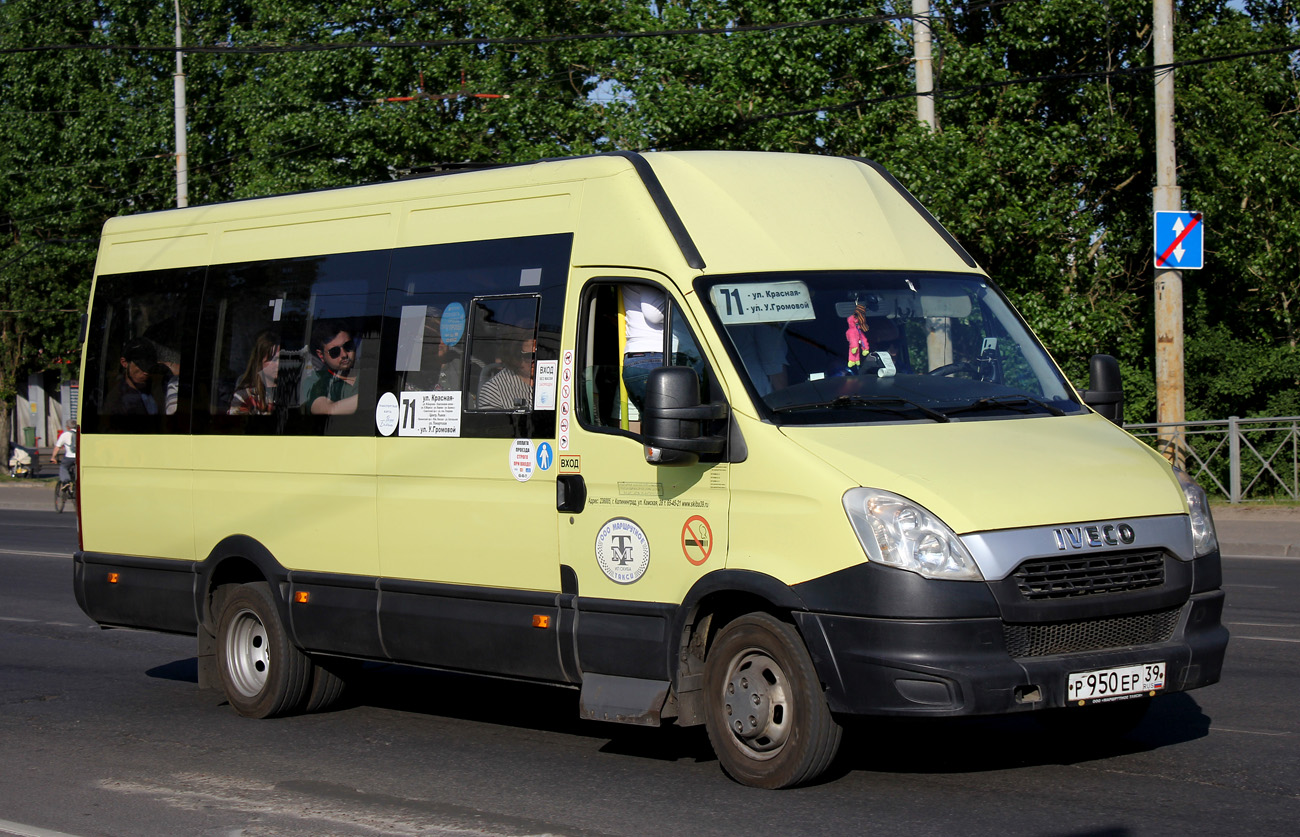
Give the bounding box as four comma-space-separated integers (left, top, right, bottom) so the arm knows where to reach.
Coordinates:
2, 0, 1295, 231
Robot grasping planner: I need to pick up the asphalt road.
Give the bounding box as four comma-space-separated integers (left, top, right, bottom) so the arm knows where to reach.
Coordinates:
1, 506, 1297, 837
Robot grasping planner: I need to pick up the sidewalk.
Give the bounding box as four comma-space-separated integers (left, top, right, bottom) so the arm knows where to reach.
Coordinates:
0, 477, 59, 511
1207, 503, 1300, 559
2, 475, 1297, 558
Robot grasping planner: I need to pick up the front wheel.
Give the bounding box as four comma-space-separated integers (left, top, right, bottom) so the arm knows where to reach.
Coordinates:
53, 481, 66, 513
703, 612, 842, 789
215, 582, 312, 718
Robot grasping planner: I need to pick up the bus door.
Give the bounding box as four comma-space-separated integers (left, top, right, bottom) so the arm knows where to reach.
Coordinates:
557, 274, 731, 682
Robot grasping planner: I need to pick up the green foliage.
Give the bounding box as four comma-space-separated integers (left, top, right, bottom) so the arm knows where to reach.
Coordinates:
1, 0, 1298, 433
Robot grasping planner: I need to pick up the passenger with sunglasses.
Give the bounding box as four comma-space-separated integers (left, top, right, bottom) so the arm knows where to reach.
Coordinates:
306, 320, 360, 416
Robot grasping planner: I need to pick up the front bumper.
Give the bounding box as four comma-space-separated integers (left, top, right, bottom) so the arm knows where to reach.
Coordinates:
794, 589, 1227, 717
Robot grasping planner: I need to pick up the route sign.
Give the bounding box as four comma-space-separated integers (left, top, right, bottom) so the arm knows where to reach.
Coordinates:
1154, 211, 1204, 270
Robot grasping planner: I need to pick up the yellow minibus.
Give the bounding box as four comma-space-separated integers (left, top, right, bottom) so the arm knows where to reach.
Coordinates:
73, 151, 1227, 788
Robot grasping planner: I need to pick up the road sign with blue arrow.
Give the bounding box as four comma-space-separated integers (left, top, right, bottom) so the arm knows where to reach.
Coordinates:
1154, 211, 1204, 270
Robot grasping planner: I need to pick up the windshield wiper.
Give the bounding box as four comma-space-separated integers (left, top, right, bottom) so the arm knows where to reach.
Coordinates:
773, 395, 949, 423
943, 395, 1066, 417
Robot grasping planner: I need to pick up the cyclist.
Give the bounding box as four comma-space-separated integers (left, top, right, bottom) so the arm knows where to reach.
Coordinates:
51, 422, 77, 486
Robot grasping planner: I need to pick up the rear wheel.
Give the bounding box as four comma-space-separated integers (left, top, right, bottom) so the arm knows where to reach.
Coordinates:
703, 612, 842, 789
216, 582, 311, 718
53, 480, 66, 513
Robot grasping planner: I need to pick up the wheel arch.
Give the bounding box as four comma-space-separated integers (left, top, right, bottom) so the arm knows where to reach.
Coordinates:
195, 535, 292, 636
668, 570, 809, 693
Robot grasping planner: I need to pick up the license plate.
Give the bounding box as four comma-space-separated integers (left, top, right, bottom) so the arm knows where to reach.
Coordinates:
1066, 662, 1165, 705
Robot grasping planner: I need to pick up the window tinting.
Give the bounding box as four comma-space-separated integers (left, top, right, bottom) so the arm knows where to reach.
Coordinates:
194, 251, 387, 437
82, 267, 204, 435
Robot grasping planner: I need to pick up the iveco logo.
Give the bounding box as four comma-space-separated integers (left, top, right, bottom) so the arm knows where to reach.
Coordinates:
1053, 523, 1136, 551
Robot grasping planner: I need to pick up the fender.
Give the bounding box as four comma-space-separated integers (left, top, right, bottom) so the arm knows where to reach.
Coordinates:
669, 568, 810, 685
194, 535, 293, 636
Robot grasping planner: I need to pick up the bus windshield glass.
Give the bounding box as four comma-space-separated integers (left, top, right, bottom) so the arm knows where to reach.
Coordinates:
699, 272, 1087, 425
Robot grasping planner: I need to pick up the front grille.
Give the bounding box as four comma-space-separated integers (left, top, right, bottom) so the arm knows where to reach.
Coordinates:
1003, 606, 1182, 658
1014, 551, 1166, 600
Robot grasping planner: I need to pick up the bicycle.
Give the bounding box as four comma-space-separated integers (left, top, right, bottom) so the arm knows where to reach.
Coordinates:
54, 473, 77, 513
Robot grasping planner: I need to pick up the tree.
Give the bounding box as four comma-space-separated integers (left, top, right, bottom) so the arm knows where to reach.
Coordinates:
2, 0, 1299, 442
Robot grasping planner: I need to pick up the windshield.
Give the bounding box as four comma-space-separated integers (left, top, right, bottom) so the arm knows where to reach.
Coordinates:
699, 272, 1086, 425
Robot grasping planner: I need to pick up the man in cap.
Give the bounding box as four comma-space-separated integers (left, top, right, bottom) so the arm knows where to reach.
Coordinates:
103, 337, 162, 415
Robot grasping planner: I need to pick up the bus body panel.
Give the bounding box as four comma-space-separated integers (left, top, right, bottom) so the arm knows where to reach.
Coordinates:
71, 153, 1226, 783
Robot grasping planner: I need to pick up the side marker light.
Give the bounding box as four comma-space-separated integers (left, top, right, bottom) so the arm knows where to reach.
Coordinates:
294, 591, 310, 604
532, 614, 551, 629
107, 572, 119, 584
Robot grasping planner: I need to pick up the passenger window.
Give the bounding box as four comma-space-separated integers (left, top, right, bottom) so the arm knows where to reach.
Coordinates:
382, 233, 570, 440
195, 252, 385, 436
465, 296, 540, 412
576, 281, 721, 435
82, 267, 203, 434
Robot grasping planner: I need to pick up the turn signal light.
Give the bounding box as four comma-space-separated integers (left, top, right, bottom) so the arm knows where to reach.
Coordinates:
107, 572, 119, 584
294, 591, 310, 604
532, 614, 551, 629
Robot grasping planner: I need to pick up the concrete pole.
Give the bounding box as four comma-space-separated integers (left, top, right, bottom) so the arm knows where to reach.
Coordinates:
1153, 0, 1183, 461
174, 0, 189, 208
913, 0, 936, 131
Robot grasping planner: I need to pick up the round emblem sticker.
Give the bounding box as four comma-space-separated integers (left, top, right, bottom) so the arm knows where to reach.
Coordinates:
440, 302, 466, 348
375, 392, 400, 436
511, 438, 534, 482
595, 518, 651, 584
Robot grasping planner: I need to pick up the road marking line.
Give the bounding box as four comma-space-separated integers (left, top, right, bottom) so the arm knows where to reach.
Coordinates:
1226, 621, 1299, 628
0, 617, 37, 623
1213, 727, 1292, 736
0, 818, 87, 837
0, 549, 70, 558
1235, 635, 1300, 644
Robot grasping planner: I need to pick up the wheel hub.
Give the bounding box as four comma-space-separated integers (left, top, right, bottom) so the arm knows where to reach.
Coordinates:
723, 651, 791, 757
226, 607, 270, 698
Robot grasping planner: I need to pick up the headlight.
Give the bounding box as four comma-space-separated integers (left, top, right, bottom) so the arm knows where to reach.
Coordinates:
842, 488, 982, 580
1174, 467, 1218, 558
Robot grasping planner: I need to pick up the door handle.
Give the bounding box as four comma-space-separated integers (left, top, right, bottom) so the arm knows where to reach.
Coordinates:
557, 474, 587, 513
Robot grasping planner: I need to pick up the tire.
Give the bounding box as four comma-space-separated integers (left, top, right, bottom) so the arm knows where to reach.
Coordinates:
1038, 696, 1152, 739
215, 582, 312, 718
53, 481, 66, 513
302, 657, 353, 713
703, 612, 843, 789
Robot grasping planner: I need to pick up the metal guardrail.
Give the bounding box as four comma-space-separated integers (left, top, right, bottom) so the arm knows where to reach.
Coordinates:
1126, 416, 1300, 503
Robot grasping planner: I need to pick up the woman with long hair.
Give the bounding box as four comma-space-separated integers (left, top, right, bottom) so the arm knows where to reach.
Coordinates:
228, 330, 280, 415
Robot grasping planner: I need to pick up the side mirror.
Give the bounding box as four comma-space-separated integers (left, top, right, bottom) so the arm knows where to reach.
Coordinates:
1082, 354, 1124, 426
641, 366, 728, 467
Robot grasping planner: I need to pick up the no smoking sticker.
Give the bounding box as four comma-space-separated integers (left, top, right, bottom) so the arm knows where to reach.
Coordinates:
682, 515, 713, 566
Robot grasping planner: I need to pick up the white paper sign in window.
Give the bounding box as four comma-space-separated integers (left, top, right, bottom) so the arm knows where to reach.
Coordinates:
710, 281, 815, 325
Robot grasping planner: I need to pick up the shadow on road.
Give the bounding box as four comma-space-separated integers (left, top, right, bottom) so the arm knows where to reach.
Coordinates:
828, 692, 1210, 778
146, 656, 1211, 776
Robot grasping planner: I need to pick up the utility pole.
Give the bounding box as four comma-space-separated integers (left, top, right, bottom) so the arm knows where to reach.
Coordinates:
1153, 0, 1183, 460
174, 0, 188, 208
914, 1, 949, 368
913, 0, 936, 132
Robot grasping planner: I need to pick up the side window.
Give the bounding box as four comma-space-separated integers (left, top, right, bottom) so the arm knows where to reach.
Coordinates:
576, 280, 721, 434
82, 267, 204, 435
466, 296, 540, 413
380, 233, 570, 440
194, 251, 386, 436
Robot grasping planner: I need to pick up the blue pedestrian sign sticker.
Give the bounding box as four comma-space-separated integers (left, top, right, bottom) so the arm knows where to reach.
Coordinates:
535, 442, 553, 471
1154, 211, 1204, 270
